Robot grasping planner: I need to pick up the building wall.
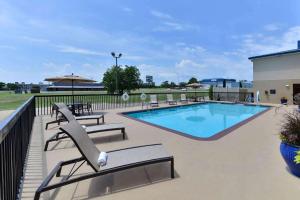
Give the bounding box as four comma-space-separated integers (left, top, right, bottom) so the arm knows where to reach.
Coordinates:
252, 53, 300, 104
253, 79, 300, 104
253, 53, 300, 81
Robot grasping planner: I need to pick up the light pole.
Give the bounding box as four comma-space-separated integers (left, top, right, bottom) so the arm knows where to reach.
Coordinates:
111, 52, 122, 94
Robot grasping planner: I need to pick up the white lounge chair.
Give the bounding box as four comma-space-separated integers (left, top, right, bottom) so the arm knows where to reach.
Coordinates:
150, 95, 159, 107
180, 94, 188, 103
166, 94, 177, 105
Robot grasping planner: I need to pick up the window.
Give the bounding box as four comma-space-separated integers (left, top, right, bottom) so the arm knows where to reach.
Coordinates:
270, 89, 276, 94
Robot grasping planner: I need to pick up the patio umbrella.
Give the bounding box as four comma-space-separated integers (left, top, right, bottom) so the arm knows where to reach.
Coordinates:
187, 83, 203, 100
45, 73, 96, 114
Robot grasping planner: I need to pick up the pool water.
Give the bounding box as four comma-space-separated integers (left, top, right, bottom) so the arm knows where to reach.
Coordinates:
125, 103, 269, 139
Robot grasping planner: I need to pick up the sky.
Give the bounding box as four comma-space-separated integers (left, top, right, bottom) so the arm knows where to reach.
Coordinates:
0, 0, 300, 84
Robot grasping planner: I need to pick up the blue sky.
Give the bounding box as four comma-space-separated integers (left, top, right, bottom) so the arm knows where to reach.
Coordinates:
0, 0, 300, 84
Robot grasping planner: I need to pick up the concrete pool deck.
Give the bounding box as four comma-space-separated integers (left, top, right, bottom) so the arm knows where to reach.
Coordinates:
21, 103, 300, 199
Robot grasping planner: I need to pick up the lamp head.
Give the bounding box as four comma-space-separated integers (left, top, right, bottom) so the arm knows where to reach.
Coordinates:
111, 52, 116, 57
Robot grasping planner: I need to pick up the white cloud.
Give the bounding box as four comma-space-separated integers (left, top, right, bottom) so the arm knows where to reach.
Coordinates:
139, 63, 178, 83
41, 62, 105, 82
163, 21, 183, 30
150, 10, 173, 20
176, 59, 204, 69
22, 36, 49, 43
56, 45, 106, 56
264, 23, 280, 31
122, 7, 133, 13
150, 10, 200, 32
240, 26, 300, 56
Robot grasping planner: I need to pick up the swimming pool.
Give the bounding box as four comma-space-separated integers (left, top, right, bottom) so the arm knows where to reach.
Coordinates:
123, 103, 270, 140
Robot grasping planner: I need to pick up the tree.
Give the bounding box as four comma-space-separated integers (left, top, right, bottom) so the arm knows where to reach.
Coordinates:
188, 77, 198, 84
102, 65, 141, 94
6, 83, 17, 91
170, 82, 177, 88
178, 82, 187, 88
160, 81, 169, 88
239, 81, 243, 88
122, 65, 142, 93
0, 82, 5, 90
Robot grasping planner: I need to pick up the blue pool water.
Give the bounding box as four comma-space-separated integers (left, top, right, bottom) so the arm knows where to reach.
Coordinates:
125, 103, 269, 139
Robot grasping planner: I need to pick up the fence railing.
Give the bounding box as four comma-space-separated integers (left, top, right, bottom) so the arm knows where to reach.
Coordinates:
212, 92, 253, 102
0, 96, 35, 200
34, 92, 209, 115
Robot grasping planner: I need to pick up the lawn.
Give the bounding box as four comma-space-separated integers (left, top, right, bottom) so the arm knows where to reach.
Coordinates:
0, 91, 33, 111
0, 88, 208, 111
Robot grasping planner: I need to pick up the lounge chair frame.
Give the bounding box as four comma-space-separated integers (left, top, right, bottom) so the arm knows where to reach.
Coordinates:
35, 142, 174, 200
45, 103, 104, 129
44, 125, 126, 151
44, 108, 124, 151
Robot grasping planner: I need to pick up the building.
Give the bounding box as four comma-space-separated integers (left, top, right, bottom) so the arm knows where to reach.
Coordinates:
145, 75, 155, 86
249, 41, 300, 104
200, 78, 236, 88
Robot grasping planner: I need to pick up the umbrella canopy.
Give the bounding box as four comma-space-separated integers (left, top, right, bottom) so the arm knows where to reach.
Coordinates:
186, 83, 203, 101
186, 83, 203, 88
45, 73, 96, 114
44, 74, 96, 83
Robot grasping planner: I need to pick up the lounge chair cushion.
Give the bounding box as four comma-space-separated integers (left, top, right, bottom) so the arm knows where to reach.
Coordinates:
102, 144, 171, 170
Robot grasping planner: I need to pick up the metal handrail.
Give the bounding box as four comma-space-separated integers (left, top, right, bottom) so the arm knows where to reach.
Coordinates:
0, 96, 35, 143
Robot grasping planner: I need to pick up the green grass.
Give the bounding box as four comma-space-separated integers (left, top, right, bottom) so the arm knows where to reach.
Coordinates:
0, 91, 33, 111
0, 88, 208, 111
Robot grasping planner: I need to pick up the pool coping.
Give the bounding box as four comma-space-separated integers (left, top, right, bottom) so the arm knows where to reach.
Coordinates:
119, 102, 273, 141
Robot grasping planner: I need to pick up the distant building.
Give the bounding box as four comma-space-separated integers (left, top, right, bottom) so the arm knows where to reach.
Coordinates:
200, 78, 252, 89
145, 75, 155, 86
200, 78, 236, 88
240, 80, 253, 88
249, 41, 300, 104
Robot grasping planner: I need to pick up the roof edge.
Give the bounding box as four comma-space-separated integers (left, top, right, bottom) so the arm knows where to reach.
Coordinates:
248, 49, 300, 60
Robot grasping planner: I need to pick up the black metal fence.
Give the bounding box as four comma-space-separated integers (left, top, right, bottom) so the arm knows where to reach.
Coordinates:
35, 92, 209, 115
0, 96, 35, 200
213, 92, 253, 102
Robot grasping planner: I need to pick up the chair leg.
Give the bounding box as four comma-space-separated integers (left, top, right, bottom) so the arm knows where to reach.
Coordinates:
171, 158, 175, 178
122, 129, 126, 139
45, 119, 60, 130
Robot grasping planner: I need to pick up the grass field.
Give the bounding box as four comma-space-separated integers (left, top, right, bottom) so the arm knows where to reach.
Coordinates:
0, 88, 208, 111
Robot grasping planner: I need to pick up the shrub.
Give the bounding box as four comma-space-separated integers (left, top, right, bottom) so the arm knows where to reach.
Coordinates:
208, 85, 213, 100
280, 111, 300, 146
31, 85, 40, 93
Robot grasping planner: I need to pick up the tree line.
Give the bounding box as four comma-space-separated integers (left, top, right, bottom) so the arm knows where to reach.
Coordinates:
0, 82, 19, 90
102, 65, 201, 94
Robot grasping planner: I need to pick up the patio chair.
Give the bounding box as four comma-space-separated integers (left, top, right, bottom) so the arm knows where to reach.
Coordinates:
44, 108, 126, 151
83, 102, 93, 114
34, 120, 174, 200
45, 103, 105, 129
180, 94, 188, 103
166, 94, 177, 105
150, 95, 159, 107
